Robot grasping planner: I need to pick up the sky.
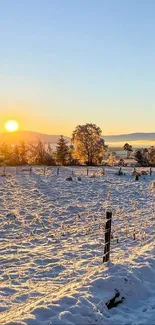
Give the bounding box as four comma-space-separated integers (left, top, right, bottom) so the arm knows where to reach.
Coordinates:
0, 0, 155, 136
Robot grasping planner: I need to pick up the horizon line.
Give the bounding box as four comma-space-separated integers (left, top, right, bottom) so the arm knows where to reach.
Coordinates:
1, 130, 155, 137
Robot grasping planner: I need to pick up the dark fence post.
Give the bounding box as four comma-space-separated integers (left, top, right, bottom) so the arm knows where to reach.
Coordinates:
103, 211, 112, 263
118, 167, 122, 175
57, 167, 60, 176
150, 167, 152, 176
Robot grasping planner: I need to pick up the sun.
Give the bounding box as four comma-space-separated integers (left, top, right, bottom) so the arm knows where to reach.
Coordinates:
5, 120, 19, 132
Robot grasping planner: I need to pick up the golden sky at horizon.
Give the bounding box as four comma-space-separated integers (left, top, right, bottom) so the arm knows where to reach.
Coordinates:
0, 100, 155, 136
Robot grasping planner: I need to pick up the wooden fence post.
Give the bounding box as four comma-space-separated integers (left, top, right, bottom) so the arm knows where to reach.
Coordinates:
133, 227, 136, 240
103, 211, 112, 263
87, 168, 89, 176
102, 168, 105, 175
3, 166, 6, 175
43, 167, 46, 175
57, 167, 60, 175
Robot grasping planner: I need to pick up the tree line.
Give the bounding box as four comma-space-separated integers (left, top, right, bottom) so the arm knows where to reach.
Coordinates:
120, 142, 155, 166
0, 123, 155, 167
109, 142, 155, 166
0, 124, 108, 166
134, 147, 155, 167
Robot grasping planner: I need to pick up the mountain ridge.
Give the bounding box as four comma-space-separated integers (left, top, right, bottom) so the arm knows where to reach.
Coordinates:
0, 131, 154, 145
0, 131, 70, 145
103, 132, 155, 142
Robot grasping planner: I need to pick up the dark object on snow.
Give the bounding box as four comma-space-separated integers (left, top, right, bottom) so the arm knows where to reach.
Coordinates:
66, 176, 73, 181
140, 170, 148, 175
135, 174, 139, 181
89, 173, 96, 178
132, 168, 141, 178
1, 173, 12, 178
77, 177, 81, 181
116, 167, 125, 176
106, 290, 124, 310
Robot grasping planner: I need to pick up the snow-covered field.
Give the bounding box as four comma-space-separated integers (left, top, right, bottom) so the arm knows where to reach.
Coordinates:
0, 166, 155, 325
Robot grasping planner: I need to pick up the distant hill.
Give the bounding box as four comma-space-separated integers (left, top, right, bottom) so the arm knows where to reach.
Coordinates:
103, 133, 155, 142
0, 131, 154, 147
0, 131, 70, 145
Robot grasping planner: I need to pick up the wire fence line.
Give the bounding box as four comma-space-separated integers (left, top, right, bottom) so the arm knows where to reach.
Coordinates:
0, 164, 154, 175
0, 166, 155, 323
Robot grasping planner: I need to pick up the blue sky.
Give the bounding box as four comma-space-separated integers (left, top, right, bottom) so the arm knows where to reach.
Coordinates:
0, 0, 155, 135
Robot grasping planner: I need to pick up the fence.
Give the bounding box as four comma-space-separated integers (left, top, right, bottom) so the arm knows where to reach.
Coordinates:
0, 166, 155, 324
0, 165, 106, 177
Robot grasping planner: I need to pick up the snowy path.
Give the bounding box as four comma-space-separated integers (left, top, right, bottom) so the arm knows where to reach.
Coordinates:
0, 166, 155, 325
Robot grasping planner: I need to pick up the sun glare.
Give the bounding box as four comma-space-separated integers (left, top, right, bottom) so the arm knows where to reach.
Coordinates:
5, 120, 19, 132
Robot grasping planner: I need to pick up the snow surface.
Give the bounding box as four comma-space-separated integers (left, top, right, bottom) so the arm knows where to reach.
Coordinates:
0, 166, 155, 325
